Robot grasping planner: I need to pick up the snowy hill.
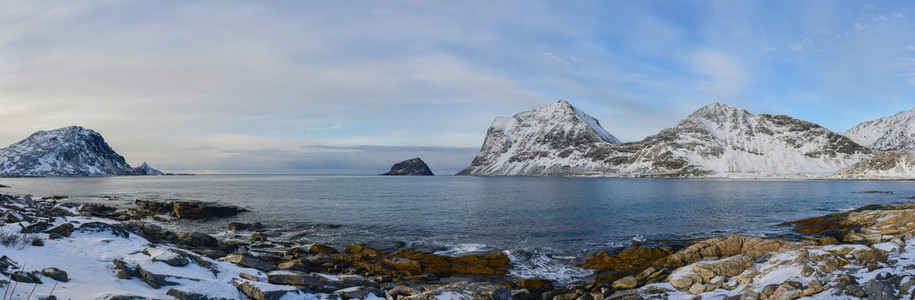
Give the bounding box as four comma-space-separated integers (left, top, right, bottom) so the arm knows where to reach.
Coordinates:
459, 102, 873, 178
829, 150, 915, 179
844, 108, 915, 151
602, 103, 873, 177
0, 126, 145, 177
457, 100, 622, 176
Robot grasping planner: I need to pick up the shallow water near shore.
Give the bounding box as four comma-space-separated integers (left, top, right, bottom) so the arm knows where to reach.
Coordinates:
2, 175, 914, 283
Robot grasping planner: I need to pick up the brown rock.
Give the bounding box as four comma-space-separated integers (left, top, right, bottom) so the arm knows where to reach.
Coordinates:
309, 243, 339, 255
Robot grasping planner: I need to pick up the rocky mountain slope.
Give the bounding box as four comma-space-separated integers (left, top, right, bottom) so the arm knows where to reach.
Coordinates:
0, 126, 148, 177
137, 162, 165, 175
457, 100, 622, 176
459, 102, 873, 178
844, 108, 915, 151
828, 150, 915, 179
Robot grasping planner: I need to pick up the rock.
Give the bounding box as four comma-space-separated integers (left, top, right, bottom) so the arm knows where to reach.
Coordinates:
112, 259, 135, 279
309, 243, 340, 254
277, 261, 307, 272
201, 249, 227, 259
20, 221, 51, 234
688, 283, 706, 294
511, 289, 533, 300
176, 232, 218, 247
578, 245, 672, 272
383, 158, 434, 175
31, 238, 43, 246
363, 240, 406, 253
402, 281, 511, 299
135, 200, 245, 220
228, 222, 264, 231
740, 290, 760, 300
387, 286, 420, 299
266, 270, 326, 287
335, 286, 383, 299
845, 283, 866, 297
41, 267, 68, 282
140, 223, 163, 237
337, 274, 380, 288
611, 276, 638, 290
144, 248, 189, 267
0, 211, 22, 223
222, 254, 276, 272
233, 278, 301, 300
770, 283, 800, 300
658, 235, 800, 268
135, 265, 180, 289
47, 223, 75, 237
863, 279, 895, 300
11, 271, 41, 284
78, 222, 130, 238
667, 255, 753, 292
166, 288, 226, 300
635, 267, 656, 281
519, 278, 554, 293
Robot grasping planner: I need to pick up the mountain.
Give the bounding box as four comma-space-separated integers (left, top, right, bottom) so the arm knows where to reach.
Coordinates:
457, 100, 622, 176
458, 101, 873, 178
601, 103, 873, 177
0, 126, 144, 177
844, 108, 915, 151
137, 162, 165, 175
383, 158, 434, 175
829, 150, 915, 179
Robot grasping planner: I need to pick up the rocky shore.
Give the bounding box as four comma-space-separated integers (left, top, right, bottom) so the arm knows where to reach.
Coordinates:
2, 194, 915, 299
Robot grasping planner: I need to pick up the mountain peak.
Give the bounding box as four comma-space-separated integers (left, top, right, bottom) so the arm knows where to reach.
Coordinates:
845, 107, 915, 151
0, 126, 143, 177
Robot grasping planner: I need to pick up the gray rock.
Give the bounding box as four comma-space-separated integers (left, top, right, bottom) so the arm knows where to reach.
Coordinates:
47, 223, 75, 237
266, 270, 326, 287
41, 267, 69, 282
335, 286, 383, 299
166, 288, 230, 300
863, 279, 895, 300
79, 222, 130, 238
144, 248, 189, 267
233, 278, 301, 300
135, 265, 179, 289
383, 158, 434, 176
223, 254, 276, 272
510, 289, 533, 300
403, 281, 512, 300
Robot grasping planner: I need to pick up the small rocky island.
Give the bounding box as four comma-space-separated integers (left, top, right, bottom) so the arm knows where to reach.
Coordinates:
382, 158, 434, 176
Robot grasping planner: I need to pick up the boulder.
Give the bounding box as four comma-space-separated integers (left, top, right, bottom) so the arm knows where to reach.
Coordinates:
166, 288, 227, 300
78, 222, 130, 238
335, 286, 383, 299
668, 255, 753, 293
177, 232, 218, 247
41, 267, 69, 282
144, 248, 190, 267
233, 278, 302, 300
402, 281, 511, 299
223, 254, 276, 272
46, 223, 76, 237
578, 245, 672, 272
135, 265, 180, 289
266, 270, 327, 287
611, 276, 638, 290
309, 243, 339, 255
228, 222, 264, 231
135, 200, 245, 220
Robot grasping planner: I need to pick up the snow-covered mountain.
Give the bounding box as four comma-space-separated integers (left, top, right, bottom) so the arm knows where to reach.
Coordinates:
137, 162, 165, 175
0, 126, 146, 177
829, 150, 915, 179
844, 108, 915, 151
602, 103, 873, 177
457, 100, 622, 176
459, 102, 873, 178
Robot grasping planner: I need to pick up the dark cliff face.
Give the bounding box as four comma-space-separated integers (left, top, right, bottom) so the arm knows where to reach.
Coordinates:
383, 158, 434, 176
0, 126, 144, 177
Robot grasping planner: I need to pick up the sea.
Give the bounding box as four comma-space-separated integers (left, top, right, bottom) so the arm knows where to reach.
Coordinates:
2, 175, 914, 284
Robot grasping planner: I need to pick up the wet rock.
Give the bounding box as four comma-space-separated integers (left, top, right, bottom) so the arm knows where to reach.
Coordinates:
518, 278, 553, 293
363, 240, 406, 253
135, 200, 245, 220
510, 289, 533, 300
222, 254, 276, 272
228, 222, 263, 231
310, 243, 340, 255
47, 223, 75, 237
233, 278, 301, 300
578, 245, 672, 273
41, 267, 69, 282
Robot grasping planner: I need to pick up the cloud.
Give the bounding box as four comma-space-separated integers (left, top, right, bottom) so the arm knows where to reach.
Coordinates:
689, 49, 750, 102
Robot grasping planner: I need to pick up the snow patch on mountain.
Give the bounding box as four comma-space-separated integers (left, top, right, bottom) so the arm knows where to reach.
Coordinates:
829, 150, 915, 179
0, 126, 143, 177
844, 108, 915, 151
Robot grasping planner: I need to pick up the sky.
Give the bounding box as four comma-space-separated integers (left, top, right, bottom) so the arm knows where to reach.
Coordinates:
2, 1, 915, 175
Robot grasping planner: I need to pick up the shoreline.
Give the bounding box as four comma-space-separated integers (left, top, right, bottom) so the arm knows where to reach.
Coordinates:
1, 195, 915, 299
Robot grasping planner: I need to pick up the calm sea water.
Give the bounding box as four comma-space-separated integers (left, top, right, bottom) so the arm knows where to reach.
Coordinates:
2, 175, 913, 282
